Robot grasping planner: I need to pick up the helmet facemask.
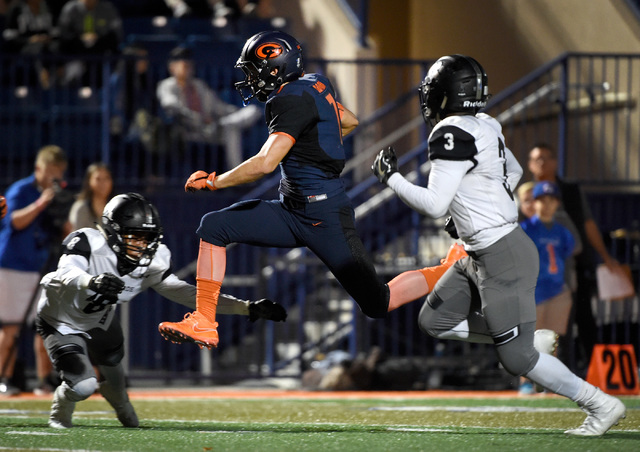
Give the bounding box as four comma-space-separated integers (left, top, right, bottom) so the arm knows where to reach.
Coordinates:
119, 229, 162, 267
234, 31, 303, 105
234, 59, 279, 104
98, 193, 163, 273
419, 75, 446, 127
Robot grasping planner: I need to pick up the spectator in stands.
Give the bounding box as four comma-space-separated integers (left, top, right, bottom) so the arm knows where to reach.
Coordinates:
518, 177, 583, 371
2, 0, 58, 88
57, 0, 123, 85
516, 181, 536, 222
528, 143, 620, 370
518, 181, 577, 394
156, 46, 262, 169
110, 43, 159, 152
69, 162, 114, 230
0, 145, 72, 396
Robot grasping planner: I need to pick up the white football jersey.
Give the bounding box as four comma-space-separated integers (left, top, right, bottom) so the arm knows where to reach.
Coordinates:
388, 113, 522, 250
37, 228, 195, 336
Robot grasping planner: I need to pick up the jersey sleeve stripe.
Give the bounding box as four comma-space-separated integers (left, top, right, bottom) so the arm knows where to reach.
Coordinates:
270, 131, 296, 144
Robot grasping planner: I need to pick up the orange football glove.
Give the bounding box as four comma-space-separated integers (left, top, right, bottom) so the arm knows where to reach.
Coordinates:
185, 171, 217, 192
0, 196, 6, 220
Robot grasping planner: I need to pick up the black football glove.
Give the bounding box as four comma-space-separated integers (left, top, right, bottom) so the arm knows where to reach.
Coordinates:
444, 216, 459, 240
248, 299, 287, 323
88, 272, 125, 298
371, 146, 398, 184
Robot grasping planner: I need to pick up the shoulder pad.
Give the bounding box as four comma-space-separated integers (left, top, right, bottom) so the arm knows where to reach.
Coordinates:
62, 230, 91, 260
429, 125, 477, 161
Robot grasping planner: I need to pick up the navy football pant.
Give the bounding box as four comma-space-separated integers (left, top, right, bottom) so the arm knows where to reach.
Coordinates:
196, 193, 389, 318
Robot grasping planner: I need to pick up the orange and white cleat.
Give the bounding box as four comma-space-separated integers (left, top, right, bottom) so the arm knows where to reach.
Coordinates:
158, 311, 219, 349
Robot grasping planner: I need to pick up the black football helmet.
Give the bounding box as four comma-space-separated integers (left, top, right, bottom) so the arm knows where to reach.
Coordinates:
234, 31, 304, 104
97, 193, 163, 267
419, 54, 489, 125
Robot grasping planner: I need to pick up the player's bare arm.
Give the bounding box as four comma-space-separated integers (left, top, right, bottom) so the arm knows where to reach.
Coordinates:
338, 102, 359, 136
584, 218, 619, 271
215, 133, 293, 189
185, 133, 294, 192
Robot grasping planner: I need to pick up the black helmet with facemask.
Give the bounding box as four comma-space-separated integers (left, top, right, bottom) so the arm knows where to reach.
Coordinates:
98, 193, 163, 271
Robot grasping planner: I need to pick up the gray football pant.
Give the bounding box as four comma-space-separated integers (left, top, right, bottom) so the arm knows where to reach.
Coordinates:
419, 227, 539, 376
418, 226, 586, 400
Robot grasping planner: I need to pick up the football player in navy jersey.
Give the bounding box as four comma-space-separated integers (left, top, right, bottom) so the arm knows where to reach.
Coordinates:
159, 31, 466, 350
37, 193, 286, 429
372, 54, 625, 436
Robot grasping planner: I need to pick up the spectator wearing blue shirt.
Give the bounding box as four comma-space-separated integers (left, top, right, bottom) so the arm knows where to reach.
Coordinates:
521, 181, 576, 333
520, 181, 578, 356
0, 145, 71, 395
518, 181, 576, 395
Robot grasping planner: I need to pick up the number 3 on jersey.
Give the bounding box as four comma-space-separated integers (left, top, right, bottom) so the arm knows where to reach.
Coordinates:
444, 132, 455, 150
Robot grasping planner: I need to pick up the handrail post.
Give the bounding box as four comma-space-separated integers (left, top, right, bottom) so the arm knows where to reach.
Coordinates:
558, 55, 569, 177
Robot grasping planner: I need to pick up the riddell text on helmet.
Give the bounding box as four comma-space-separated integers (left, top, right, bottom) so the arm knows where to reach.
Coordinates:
463, 100, 487, 108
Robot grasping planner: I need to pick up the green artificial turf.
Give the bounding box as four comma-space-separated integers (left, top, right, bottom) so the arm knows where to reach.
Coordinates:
1, 395, 638, 451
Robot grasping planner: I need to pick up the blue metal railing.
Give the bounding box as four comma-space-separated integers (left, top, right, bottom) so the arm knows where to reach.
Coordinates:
485, 52, 640, 186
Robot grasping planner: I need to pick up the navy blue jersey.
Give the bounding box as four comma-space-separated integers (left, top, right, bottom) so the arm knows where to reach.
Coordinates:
265, 73, 346, 202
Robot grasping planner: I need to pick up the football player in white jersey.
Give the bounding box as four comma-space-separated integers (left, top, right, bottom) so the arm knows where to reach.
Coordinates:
372, 55, 625, 436
36, 193, 286, 429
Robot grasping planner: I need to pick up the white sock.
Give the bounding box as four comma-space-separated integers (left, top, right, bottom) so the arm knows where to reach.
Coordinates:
572, 380, 600, 405
525, 353, 588, 400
